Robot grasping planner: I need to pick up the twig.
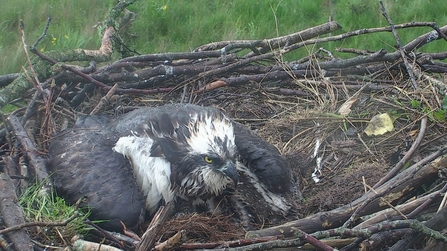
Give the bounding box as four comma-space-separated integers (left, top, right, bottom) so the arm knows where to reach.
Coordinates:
90, 83, 119, 115
179, 236, 281, 250
336, 47, 375, 55
373, 117, 428, 188
245, 21, 342, 56
19, 20, 48, 103
137, 201, 174, 251
247, 147, 447, 239
438, 185, 447, 212
0, 172, 33, 251
70, 235, 123, 251
388, 204, 447, 250
380, 1, 418, 89
0, 73, 20, 88
154, 230, 186, 251
0, 210, 80, 235
355, 188, 444, 229
32, 17, 52, 50
207, 219, 447, 251
313, 219, 447, 242
286, 23, 447, 56
363, 178, 407, 220
194, 21, 341, 55
5, 115, 51, 184
31, 47, 174, 95
409, 181, 447, 217
84, 219, 131, 249
294, 228, 336, 251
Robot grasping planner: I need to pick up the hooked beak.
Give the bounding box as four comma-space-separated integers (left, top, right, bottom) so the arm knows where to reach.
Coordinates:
221, 161, 238, 185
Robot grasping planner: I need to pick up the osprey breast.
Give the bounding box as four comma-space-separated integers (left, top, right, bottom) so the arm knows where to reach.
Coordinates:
113, 135, 174, 212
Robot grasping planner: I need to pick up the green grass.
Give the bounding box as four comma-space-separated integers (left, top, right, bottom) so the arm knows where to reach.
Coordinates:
20, 181, 91, 241
1, 0, 446, 75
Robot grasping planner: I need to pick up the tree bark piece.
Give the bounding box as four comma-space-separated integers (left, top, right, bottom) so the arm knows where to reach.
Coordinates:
6, 115, 50, 185
137, 201, 174, 251
0, 172, 33, 251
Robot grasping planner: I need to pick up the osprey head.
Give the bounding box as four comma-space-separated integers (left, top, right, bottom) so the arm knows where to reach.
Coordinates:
162, 106, 239, 199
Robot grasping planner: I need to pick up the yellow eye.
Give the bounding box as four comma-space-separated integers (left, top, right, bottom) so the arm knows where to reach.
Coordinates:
204, 156, 213, 164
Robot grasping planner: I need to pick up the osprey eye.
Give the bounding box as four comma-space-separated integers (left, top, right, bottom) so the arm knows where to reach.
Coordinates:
204, 156, 213, 164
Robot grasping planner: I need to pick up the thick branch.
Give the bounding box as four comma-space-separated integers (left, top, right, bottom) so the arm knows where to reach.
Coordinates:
0, 172, 33, 251
5, 115, 50, 184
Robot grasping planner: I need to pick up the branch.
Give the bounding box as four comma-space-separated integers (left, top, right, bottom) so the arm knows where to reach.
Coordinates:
178, 236, 281, 250
373, 117, 428, 188
137, 201, 174, 251
5, 115, 50, 184
20, 19, 48, 103
246, 21, 342, 56
194, 21, 342, 54
0, 172, 33, 251
0, 211, 81, 235
313, 219, 447, 242
380, 1, 418, 89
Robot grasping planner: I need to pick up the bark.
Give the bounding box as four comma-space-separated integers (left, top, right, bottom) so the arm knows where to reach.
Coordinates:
6, 115, 50, 185
0, 173, 33, 251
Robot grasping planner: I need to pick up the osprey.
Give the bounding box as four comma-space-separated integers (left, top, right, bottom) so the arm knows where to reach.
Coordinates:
48, 104, 292, 230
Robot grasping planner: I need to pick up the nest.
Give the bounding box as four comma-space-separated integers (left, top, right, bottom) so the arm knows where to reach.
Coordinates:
1, 2, 447, 250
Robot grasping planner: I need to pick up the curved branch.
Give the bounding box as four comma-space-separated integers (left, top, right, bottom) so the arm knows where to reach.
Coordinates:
373, 117, 428, 188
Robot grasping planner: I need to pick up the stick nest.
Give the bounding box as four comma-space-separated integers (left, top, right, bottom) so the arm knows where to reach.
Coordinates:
1, 6, 447, 250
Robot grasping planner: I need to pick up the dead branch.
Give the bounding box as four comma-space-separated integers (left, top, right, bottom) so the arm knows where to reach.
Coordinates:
359, 229, 411, 251
137, 202, 174, 251
69, 235, 123, 251
20, 19, 48, 104
293, 228, 336, 251
178, 236, 281, 250
5, 115, 50, 185
342, 147, 447, 228
312, 219, 447, 242
355, 187, 444, 229
194, 21, 341, 54
0, 172, 33, 251
374, 117, 428, 188
154, 230, 186, 251
388, 205, 447, 251
0, 73, 20, 88
90, 84, 119, 115
380, 2, 419, 89
246, 21, 342, 56
0, 212, 81, 236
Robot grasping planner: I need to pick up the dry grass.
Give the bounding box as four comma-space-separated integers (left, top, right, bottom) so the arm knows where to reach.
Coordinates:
159, 213, 245, 243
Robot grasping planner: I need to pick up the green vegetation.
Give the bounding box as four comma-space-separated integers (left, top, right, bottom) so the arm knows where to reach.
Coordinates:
20, 181, 91, 240
1, 0, 446, 75
411, 98, 447, 123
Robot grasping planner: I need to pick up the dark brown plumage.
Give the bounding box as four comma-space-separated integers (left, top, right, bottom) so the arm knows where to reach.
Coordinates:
48, 115, 145, 231
48, 104, 293, 231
